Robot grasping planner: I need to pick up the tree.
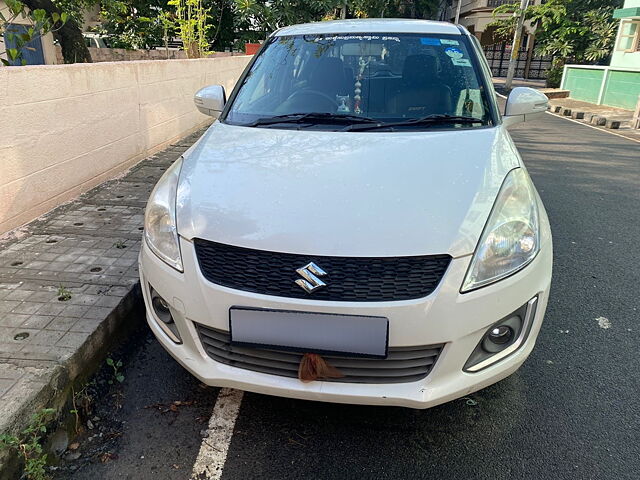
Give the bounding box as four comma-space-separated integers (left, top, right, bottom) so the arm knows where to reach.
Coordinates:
351, 0, 439, 19
490, 0, 622, 64
0, 0, 68, 65
489, 0, 621, 87
98, 0, 171, 49
23, 0, 92, 62
206, 0, 236, 51
233, 0, 440, 43
53, 0, 97, 26
234, 0, 342, 39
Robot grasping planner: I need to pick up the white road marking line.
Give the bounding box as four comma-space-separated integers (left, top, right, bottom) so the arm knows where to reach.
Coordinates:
544, 111, 640, 144
191, 388, 244, 480
495, 90, 640, 144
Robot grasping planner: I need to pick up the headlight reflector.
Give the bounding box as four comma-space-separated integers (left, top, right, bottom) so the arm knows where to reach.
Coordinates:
144, 159, 183, 271
461, 168, 539, 292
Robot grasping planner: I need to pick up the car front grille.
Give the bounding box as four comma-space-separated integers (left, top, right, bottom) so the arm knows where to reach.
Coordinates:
196, 324, 444, 384
193, 239, 451, 302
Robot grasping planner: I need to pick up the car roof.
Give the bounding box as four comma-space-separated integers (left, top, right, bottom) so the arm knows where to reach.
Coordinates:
274, 19, 463, 37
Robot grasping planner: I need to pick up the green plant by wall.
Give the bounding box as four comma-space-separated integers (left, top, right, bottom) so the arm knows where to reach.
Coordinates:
545, 59, 564, 87
0, 408, 56, 480
168, 0, 211, 58
106, 357, 125, 384
57, 285, 72, 302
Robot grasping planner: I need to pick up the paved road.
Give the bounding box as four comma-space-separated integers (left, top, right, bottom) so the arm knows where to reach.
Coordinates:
54, 112, 640, 480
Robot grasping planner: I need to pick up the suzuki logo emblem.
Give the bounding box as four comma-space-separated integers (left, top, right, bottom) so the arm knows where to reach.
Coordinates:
295, 262, 327, 294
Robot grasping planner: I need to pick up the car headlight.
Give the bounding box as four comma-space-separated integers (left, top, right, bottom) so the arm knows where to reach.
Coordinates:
461, 168, 539, 292
144, 158, 183, 271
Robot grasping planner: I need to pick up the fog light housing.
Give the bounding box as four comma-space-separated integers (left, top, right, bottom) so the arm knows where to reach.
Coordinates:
151, 296, 172, 323
464, 297, 538, 372
481, 319, 519, 354
149, 285, 182, 344
487, 326, 513, 345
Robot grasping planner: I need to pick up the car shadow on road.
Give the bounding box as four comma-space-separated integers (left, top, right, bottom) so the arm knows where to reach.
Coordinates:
224, 373, 533, 480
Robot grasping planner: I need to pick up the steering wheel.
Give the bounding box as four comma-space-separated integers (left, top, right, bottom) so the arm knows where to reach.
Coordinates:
284, 89, 338, 110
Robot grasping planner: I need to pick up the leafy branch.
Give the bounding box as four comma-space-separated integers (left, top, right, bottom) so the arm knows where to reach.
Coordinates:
0, 0, 68, 65
167, 0, 212, 58
488, 0, 621, 64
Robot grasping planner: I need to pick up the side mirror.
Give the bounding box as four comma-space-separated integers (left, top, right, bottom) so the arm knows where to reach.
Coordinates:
502, 87, 549, 127
194, 85, 226, 118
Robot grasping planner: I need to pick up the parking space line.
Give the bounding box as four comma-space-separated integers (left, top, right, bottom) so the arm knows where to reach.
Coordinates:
191, 388, 244, 480
543, 111, 640, 144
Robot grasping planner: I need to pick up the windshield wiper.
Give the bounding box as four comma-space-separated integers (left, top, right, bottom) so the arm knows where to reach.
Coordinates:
244, 112, 379, 128
341, 115, 485, 132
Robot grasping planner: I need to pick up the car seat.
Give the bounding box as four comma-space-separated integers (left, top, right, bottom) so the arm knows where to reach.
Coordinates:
387, 54, 453, 117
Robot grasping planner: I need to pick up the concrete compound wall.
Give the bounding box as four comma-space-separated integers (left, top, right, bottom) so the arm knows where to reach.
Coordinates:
0, 55, 252, 235
54, 47, 247, 65
561, 65, 640, 110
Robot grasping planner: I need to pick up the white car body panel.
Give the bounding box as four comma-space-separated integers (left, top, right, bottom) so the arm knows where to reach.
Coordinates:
139, 214, 551, 408
176, 123, 521, 258
275, 19, 462, 36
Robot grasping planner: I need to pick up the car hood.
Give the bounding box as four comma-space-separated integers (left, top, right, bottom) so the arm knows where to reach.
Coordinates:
176, 122, 521, 258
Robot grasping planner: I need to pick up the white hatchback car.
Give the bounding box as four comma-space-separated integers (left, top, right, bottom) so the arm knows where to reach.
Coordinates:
140, 19, 552, 409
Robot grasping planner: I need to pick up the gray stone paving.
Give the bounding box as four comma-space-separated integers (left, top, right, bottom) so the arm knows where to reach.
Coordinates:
0, 128, 205, 459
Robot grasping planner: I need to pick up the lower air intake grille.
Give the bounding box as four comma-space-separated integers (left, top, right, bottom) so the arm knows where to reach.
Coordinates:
196, 324, 444, 384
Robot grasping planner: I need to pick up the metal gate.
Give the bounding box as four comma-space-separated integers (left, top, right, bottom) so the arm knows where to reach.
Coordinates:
482, 42, 553, 79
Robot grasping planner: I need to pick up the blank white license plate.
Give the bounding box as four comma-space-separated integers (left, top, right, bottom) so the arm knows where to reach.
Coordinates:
229, 307, 389, 358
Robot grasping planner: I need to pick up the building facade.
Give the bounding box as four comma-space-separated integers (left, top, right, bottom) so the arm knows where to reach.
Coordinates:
439, 0, 541, 46
561, 0, 640, 110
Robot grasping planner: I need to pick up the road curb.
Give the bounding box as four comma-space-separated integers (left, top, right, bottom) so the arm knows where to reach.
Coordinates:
0, 128, 206, 477
0, 286, 144, 478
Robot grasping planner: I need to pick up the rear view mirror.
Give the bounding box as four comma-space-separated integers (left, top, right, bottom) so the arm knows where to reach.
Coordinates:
503, 87, 549, 127
194, 85, 226, 118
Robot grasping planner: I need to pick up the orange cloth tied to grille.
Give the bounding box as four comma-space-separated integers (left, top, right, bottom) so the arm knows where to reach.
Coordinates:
298, 353, 344, 382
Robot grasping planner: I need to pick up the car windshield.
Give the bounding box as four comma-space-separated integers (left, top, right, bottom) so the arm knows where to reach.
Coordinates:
224, 32, 494, 130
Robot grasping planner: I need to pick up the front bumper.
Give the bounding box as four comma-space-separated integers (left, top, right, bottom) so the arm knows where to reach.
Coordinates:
139, 237, 552, 409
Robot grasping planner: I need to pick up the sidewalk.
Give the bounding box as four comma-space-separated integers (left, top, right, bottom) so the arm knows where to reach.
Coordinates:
546, 97, 640, 142
492, 77, 546, 90
492, 76, 569, 99
493, 77, 640, 142
0, 127, 206, 475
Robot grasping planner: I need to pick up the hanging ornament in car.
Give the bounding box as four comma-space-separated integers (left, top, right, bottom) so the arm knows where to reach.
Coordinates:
353, 56, 370, 114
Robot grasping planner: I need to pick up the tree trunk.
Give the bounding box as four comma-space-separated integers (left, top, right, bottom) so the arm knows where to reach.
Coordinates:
23, 0, 92, 63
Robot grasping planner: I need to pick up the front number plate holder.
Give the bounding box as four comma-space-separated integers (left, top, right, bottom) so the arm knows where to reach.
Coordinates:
229, 307, 389, 358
